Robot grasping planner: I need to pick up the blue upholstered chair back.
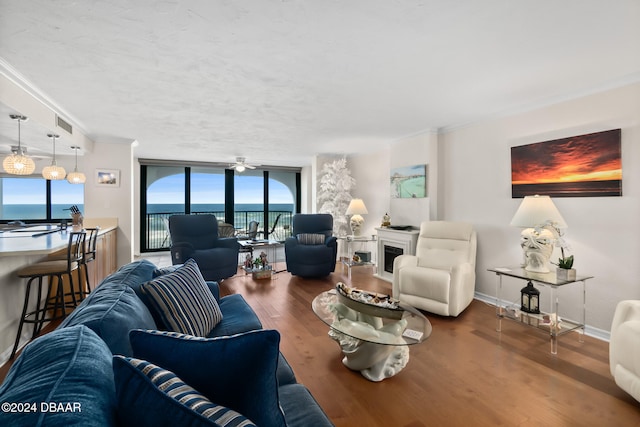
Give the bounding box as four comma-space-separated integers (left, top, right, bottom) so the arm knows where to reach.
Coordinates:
285, 214, 337, 277
292, 214, 333, 238
168, 214, 239, 282
169, 214, 219, 249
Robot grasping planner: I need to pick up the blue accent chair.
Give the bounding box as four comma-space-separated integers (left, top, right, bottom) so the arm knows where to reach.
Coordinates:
285, 214, 338, 277
169, 214, 240, 281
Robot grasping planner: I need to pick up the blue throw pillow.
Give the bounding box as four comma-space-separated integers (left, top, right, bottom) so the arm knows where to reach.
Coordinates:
0, 325, 116, 427
130, 329, 286, 427
113, 356, 255, 427
141, 259, 223, 336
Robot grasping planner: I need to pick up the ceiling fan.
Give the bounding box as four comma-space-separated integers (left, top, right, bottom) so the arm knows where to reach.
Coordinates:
228, 157, 259, 173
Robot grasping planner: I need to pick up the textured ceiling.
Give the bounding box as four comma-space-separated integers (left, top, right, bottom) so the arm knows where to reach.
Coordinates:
1, 0, 639, 167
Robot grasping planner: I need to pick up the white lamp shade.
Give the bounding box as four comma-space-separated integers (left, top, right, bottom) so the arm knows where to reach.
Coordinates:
510, 195, 567, 228
42, 164, 67, 180
67, 170, 86, 184
346, 198, 368, 215
3, 153, 36, 175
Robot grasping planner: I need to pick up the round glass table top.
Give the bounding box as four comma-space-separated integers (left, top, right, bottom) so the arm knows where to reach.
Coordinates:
312, 290, 432, 346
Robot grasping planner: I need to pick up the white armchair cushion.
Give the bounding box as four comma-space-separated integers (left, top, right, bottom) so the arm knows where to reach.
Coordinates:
610, 300, 640, 402
418, 248, 467, 270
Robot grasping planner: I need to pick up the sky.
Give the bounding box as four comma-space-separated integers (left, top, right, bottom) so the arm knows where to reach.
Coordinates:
511, 129, 622, 185
147, 173, 294, 204
1, 172, 295, 206
2, 177, 84, 204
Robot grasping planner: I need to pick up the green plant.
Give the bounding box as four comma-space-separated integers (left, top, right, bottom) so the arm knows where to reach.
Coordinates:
543, 220, 575, 270
558, 254, 574, 269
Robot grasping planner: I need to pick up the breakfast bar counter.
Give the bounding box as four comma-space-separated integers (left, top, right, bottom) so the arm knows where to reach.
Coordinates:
0, 218, 118, 256
0, 218, 118, 362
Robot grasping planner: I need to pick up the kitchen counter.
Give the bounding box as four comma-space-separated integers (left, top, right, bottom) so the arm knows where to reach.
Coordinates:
0, 218, 118, 257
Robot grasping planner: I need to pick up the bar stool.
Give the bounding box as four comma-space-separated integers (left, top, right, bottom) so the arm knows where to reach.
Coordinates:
11, 231, 86, 359
81, 227, 100, 297
48, 227, 99, 300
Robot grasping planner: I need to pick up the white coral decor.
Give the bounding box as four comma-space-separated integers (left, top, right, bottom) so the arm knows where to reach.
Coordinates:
317, 157, 355, 235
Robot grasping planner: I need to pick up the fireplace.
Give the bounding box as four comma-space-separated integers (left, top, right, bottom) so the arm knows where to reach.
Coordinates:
384, 245, 403, 273
375, 227, 419, 282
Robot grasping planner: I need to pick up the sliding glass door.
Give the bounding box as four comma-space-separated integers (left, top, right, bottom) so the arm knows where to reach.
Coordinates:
140, 163, 299, 252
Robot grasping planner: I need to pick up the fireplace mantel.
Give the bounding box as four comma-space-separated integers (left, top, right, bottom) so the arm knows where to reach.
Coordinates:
374, 227, 419, 282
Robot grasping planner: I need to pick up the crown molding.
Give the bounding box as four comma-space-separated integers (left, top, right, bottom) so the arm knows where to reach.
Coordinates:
439, 72, 640, 134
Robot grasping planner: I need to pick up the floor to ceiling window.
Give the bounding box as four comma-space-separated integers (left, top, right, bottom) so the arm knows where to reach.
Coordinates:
234, 170, 264, 233
141, 162, 300, 252
0, 177, 84, 222
191, 167, 226, 219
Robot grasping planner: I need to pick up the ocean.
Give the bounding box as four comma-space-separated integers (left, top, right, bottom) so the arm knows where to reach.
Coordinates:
1, 203, 294, 221
512, 180, 622, 198
146, 203, 294, 214
1, 204, 86, 220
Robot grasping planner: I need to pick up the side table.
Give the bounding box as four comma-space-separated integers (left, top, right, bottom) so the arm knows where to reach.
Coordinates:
337, 235, 376, 280
488, 266, 593, 354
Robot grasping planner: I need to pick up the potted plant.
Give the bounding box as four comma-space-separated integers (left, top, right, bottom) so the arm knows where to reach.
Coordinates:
556, 254, 576, 281
544, 220, 576, 281
251, 251, 272, 280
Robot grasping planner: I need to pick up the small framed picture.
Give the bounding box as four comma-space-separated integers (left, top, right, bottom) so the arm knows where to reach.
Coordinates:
95, 169, 120, 187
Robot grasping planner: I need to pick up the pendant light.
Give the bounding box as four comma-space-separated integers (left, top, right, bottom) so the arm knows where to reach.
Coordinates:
66, 146, 86, 184
3, 114, 36, 175
42, 133, 66, 180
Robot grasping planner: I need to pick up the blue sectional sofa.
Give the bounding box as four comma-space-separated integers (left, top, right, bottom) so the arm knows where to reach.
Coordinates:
0, 259, 333, 427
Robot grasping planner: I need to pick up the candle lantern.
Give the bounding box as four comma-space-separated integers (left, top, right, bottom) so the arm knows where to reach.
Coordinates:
520, 281, 540, 314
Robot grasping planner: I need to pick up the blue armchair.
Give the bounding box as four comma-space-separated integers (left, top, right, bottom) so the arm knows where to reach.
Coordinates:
168, 214, 239, 282
285, 214, 338, 277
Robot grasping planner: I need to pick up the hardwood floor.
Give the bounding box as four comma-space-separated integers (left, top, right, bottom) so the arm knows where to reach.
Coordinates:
2, 258, 638, 426
220, 263, 639, 427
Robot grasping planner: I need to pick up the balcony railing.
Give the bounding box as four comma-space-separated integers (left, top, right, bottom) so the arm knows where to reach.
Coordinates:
144, 210, 293, 251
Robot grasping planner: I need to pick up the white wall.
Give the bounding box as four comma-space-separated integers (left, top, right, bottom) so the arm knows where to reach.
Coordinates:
349, 131, 437, 236
349, 147, 391, 238
84, 141, 135, 266
440, 82, 640, 334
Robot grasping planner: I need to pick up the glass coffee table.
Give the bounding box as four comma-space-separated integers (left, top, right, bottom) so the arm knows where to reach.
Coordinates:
312, 289, 432, 382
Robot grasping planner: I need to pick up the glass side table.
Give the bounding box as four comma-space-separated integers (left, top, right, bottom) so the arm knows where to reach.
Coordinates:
488, 266, 593, 354
337, 235, 377, 280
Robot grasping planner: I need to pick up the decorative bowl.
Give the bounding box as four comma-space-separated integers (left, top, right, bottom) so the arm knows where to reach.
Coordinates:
335, 282, 404, 320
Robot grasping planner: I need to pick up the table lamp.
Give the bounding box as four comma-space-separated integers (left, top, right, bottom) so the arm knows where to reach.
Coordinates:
510, 195, 566, 273
346, 198, 368, 236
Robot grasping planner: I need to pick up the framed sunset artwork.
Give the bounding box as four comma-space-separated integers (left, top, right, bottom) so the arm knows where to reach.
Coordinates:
511, 129, 622, 198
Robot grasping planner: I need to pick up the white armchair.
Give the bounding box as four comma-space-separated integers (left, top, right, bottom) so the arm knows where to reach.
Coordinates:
392, 221, 477, 317
610, 300, 640, 402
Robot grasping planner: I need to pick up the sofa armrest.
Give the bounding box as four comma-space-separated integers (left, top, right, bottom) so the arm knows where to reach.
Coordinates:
170, 242, 195, 265
285, 236, 300, 250
392, 255, 418, 297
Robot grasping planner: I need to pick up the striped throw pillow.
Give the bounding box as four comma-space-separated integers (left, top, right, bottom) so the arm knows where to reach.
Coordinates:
141, 258, 222, 336
113, 356, 256, 427
296, 233, 326, 245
